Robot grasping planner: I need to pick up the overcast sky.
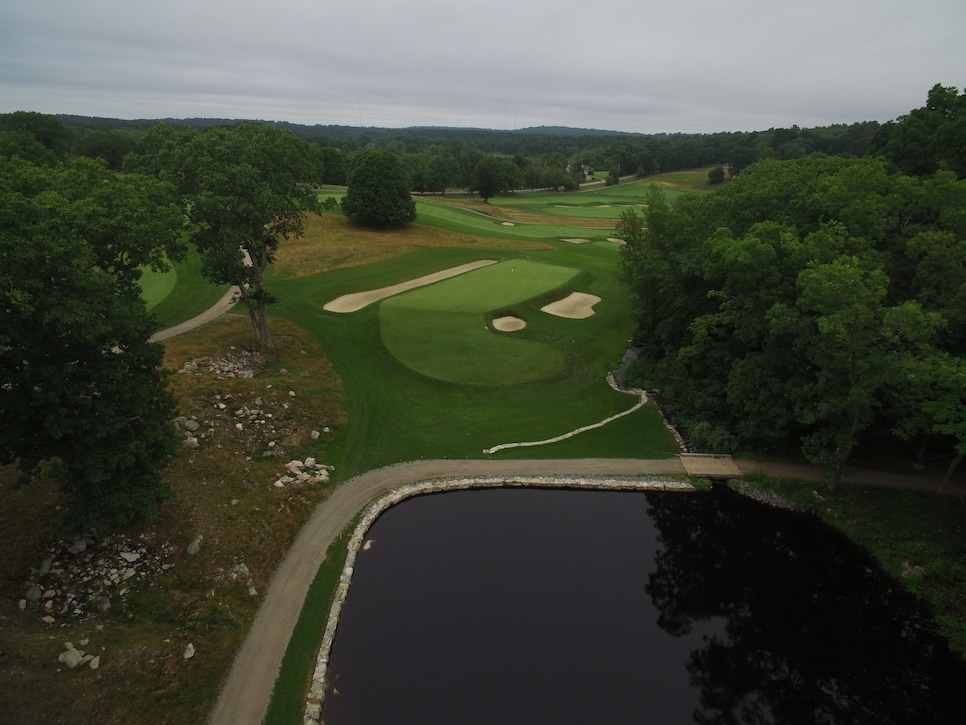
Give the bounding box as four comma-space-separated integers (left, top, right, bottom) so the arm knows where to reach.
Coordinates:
1, 1, 963, 134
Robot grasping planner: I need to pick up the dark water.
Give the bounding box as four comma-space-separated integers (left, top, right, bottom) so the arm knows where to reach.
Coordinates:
322, 487, 965, 724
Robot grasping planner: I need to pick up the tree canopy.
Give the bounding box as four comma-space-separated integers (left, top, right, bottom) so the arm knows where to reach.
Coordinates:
136, 121, 321, 347
871, 84, 966, 179
0, 157, 181, 528
341, 149, 416, 227
619, 153, 966, 490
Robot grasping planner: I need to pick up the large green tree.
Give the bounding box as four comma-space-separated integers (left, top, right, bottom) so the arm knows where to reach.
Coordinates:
0, 157, 181, 528
0, 111, 74, 160
138, 122, 321, 347
471, 154, 523, 201
620, 153, 966, 489
341, 149, 416, 227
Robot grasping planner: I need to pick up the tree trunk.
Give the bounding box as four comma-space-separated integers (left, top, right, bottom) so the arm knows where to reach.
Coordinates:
939, 452, 963, 495
253, 298, 273, 348
237, 285, 273, 348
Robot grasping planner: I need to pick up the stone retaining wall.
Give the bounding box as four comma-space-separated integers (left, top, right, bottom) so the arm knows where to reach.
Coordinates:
303, 474, 694, 723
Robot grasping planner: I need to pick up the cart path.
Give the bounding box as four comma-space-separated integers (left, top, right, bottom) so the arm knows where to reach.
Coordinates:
207, 455, 964, 724
149, 286, 238, 342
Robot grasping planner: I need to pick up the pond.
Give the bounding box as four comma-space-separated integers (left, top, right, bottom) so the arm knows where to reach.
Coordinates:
322, 487, 965, 724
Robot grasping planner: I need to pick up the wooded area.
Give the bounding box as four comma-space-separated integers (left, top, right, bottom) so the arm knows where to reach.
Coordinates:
618, 85, 966, 490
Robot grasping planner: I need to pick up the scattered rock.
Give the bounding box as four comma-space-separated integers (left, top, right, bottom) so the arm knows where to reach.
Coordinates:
187, 535, 203, 556
58, 644, 84, 669
89, 655, 100, 670
183, 643, 195, 660
68, 538, 87, 555
21, 532, 176, 623
179, 349, 268, 378
271, 459, 333, 489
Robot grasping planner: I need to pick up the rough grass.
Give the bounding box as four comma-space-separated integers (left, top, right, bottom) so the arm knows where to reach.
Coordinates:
0, 316, 345, 724
273, 211, 549, 280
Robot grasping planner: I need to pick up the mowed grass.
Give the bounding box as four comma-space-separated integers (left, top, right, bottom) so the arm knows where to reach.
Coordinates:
267, 230, 679, 480
413, 200, 613, 243
139, 261, 177, 311
140, 245, 230, 330
380, 260, 578, 384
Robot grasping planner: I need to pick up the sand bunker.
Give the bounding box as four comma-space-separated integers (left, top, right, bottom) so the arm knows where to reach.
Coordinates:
562, 238, 592, 244
540, 292, 601, 319
606, 237, 625, 244
492, 315, 526, 332
501, 221, 515, 226
323, 260, 497, 313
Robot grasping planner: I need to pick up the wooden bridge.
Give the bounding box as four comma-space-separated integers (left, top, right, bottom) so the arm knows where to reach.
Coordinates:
679, 453, 743, 482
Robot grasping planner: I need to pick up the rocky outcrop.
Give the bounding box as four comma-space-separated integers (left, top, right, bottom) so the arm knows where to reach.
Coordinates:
20, 532, 175, 623
177, 347, 269, 378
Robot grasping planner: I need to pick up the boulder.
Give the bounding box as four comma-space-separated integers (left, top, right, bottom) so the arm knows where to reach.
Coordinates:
58, 645, 84, 669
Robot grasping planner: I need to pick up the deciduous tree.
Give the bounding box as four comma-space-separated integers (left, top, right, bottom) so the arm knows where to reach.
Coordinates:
0, 157, 181, 528
140, 122, 321, 347
341, 149, 416, 227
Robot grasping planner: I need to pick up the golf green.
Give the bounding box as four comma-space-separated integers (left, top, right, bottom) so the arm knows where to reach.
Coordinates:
379, 259, 582, 385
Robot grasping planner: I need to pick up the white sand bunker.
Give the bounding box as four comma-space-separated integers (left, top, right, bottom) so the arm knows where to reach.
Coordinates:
501, 221, 515, 226
541, 292, 601, 319
562, 238, 592, 244
323, 260, 497, 313
492, 315, 526, 332
607, 237, 625, 244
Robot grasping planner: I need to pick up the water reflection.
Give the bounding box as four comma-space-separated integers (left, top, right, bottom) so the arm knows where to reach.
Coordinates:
322, 487, 964, 724
647, 488, 965, 724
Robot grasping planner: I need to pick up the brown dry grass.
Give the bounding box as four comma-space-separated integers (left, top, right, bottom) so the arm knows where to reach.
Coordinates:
274, 212, 549, 279
0, 315, 346, 724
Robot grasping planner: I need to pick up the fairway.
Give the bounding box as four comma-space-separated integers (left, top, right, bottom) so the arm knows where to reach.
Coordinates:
139, 263, 177, 311
379, 260, 582, 384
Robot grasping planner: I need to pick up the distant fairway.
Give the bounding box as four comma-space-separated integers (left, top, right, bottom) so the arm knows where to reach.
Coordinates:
139, 263, 178, 312
380, 259, 579, 384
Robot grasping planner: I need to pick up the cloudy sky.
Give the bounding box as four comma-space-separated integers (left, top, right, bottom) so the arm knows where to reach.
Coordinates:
1, 0, 963, 134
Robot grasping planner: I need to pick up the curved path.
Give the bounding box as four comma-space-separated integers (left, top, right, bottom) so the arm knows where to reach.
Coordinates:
149, 286, 238, 342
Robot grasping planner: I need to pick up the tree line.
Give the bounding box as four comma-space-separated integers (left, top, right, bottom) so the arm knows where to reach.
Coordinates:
3, 108, 883, 194
618, 84, 966, 491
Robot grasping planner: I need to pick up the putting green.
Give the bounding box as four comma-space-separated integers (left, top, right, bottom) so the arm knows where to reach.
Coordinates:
380, 260, 579, 385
